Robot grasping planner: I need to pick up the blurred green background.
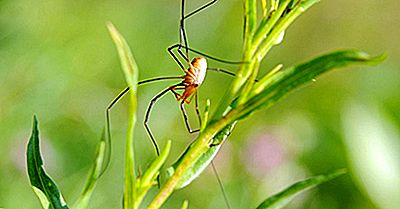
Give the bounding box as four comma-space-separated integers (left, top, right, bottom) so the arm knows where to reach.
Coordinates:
1, 0, 399, 208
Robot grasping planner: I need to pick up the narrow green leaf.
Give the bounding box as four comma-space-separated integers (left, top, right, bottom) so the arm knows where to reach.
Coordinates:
136, 141, 172, 206
107, 22, 139, 209
244, 0, 257, 44
261, 0, 268, 17
200, 99, 211, 132
240, 50, 385, 119
253, 0, 291, 51
256, 0, 320, 60
27, 115, 69, 209
107, 22, 139, 90
255, 169, 346, 209
73, 131, 107, 209
166, 123, 236, 189
140, 140, 171, 186
180, 200, 189, 209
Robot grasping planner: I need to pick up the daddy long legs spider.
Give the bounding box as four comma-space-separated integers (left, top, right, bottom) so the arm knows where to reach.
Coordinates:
106, 0, 241, 157
106, 0, 240, 208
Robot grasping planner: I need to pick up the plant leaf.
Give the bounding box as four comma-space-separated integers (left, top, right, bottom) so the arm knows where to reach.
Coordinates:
180, 200, 189, 209
107, 22, 139, 209
136, 141, 172, 205
166, 123, 236, 189
73, 131, 107, 209
255, 169, 346, 209
27, 115, 69, 209
255, 0, 321, 61
240, 50, 386, 119
107, 22, 139, 90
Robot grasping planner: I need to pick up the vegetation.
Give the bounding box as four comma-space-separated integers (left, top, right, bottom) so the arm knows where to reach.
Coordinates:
24, 0, 387, 209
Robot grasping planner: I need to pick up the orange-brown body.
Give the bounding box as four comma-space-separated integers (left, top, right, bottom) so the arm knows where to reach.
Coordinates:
175, 57, 207, 103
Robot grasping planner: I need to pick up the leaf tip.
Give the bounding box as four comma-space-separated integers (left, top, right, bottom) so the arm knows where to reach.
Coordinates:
331, 168, 348, 177
353, 51, 387, 65
368, 52, 388, 65
106, 21, 116, 32
33, 114, 38, 124
165, 140, 172, 153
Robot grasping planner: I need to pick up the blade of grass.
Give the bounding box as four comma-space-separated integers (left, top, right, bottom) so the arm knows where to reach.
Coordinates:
255, 169, 346, 209
26, 115, 69, 209
107, 22, 139, 209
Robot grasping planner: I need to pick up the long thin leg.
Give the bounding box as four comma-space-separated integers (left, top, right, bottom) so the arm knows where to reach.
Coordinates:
106, 87, 130, 142
170, 43, 246, 65
179, 0, 219, 64
138, 76, 183, 85
208, 67, 259, 82
207, 67, 236, 77
179, 0, 190, 63
168, 45, 186, 71
211, 161, 232, 209
101, 87, 130, 176
105, 76, 184, 169
194, 91, 202, 126
180, 100, 200, 133
144, 84, 181, 156
106, 76, 184, 155
184, 0, 218, 20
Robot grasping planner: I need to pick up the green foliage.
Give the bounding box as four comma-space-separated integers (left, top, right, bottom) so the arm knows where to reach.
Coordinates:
135, 141, 171, 205
255, 169, 346, 209
27, 116, 69, 209
108, 22, 172, 209
147, 0, 384, 208
108, 22, 138, 209
239, 50, 386, 119
27, 117, 110, 209
107, 22, 139, 90
25, 1, 386, 209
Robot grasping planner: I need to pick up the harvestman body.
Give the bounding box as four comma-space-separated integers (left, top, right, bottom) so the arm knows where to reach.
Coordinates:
178, 57, 207, 103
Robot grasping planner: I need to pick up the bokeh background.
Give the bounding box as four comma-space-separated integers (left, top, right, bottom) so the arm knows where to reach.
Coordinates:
1, 0, 399, 208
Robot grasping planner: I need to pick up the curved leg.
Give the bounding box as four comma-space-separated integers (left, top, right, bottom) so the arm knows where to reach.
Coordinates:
179, 0, 190, 62
168, 45, 186, 71
179, 0, 219, 64
184, 0, 218, 19
207, 67, 236, 77
101, 87, 131, 176
138, 76, 183, 85
212, 161, 232, 209
208, 67, 259, 82
103, 77, 184, 174
144, 84, 181, 156
169, 43, 246, 65
180, 100, 200, 133
195, 91, 202, 126
106, 87, 130, 143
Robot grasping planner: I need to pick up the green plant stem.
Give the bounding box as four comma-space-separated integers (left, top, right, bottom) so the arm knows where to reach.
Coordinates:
124, 93, 137, 209
212, 0, 257, 120
252, 0, 291, 55
256, 0, 319, 61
